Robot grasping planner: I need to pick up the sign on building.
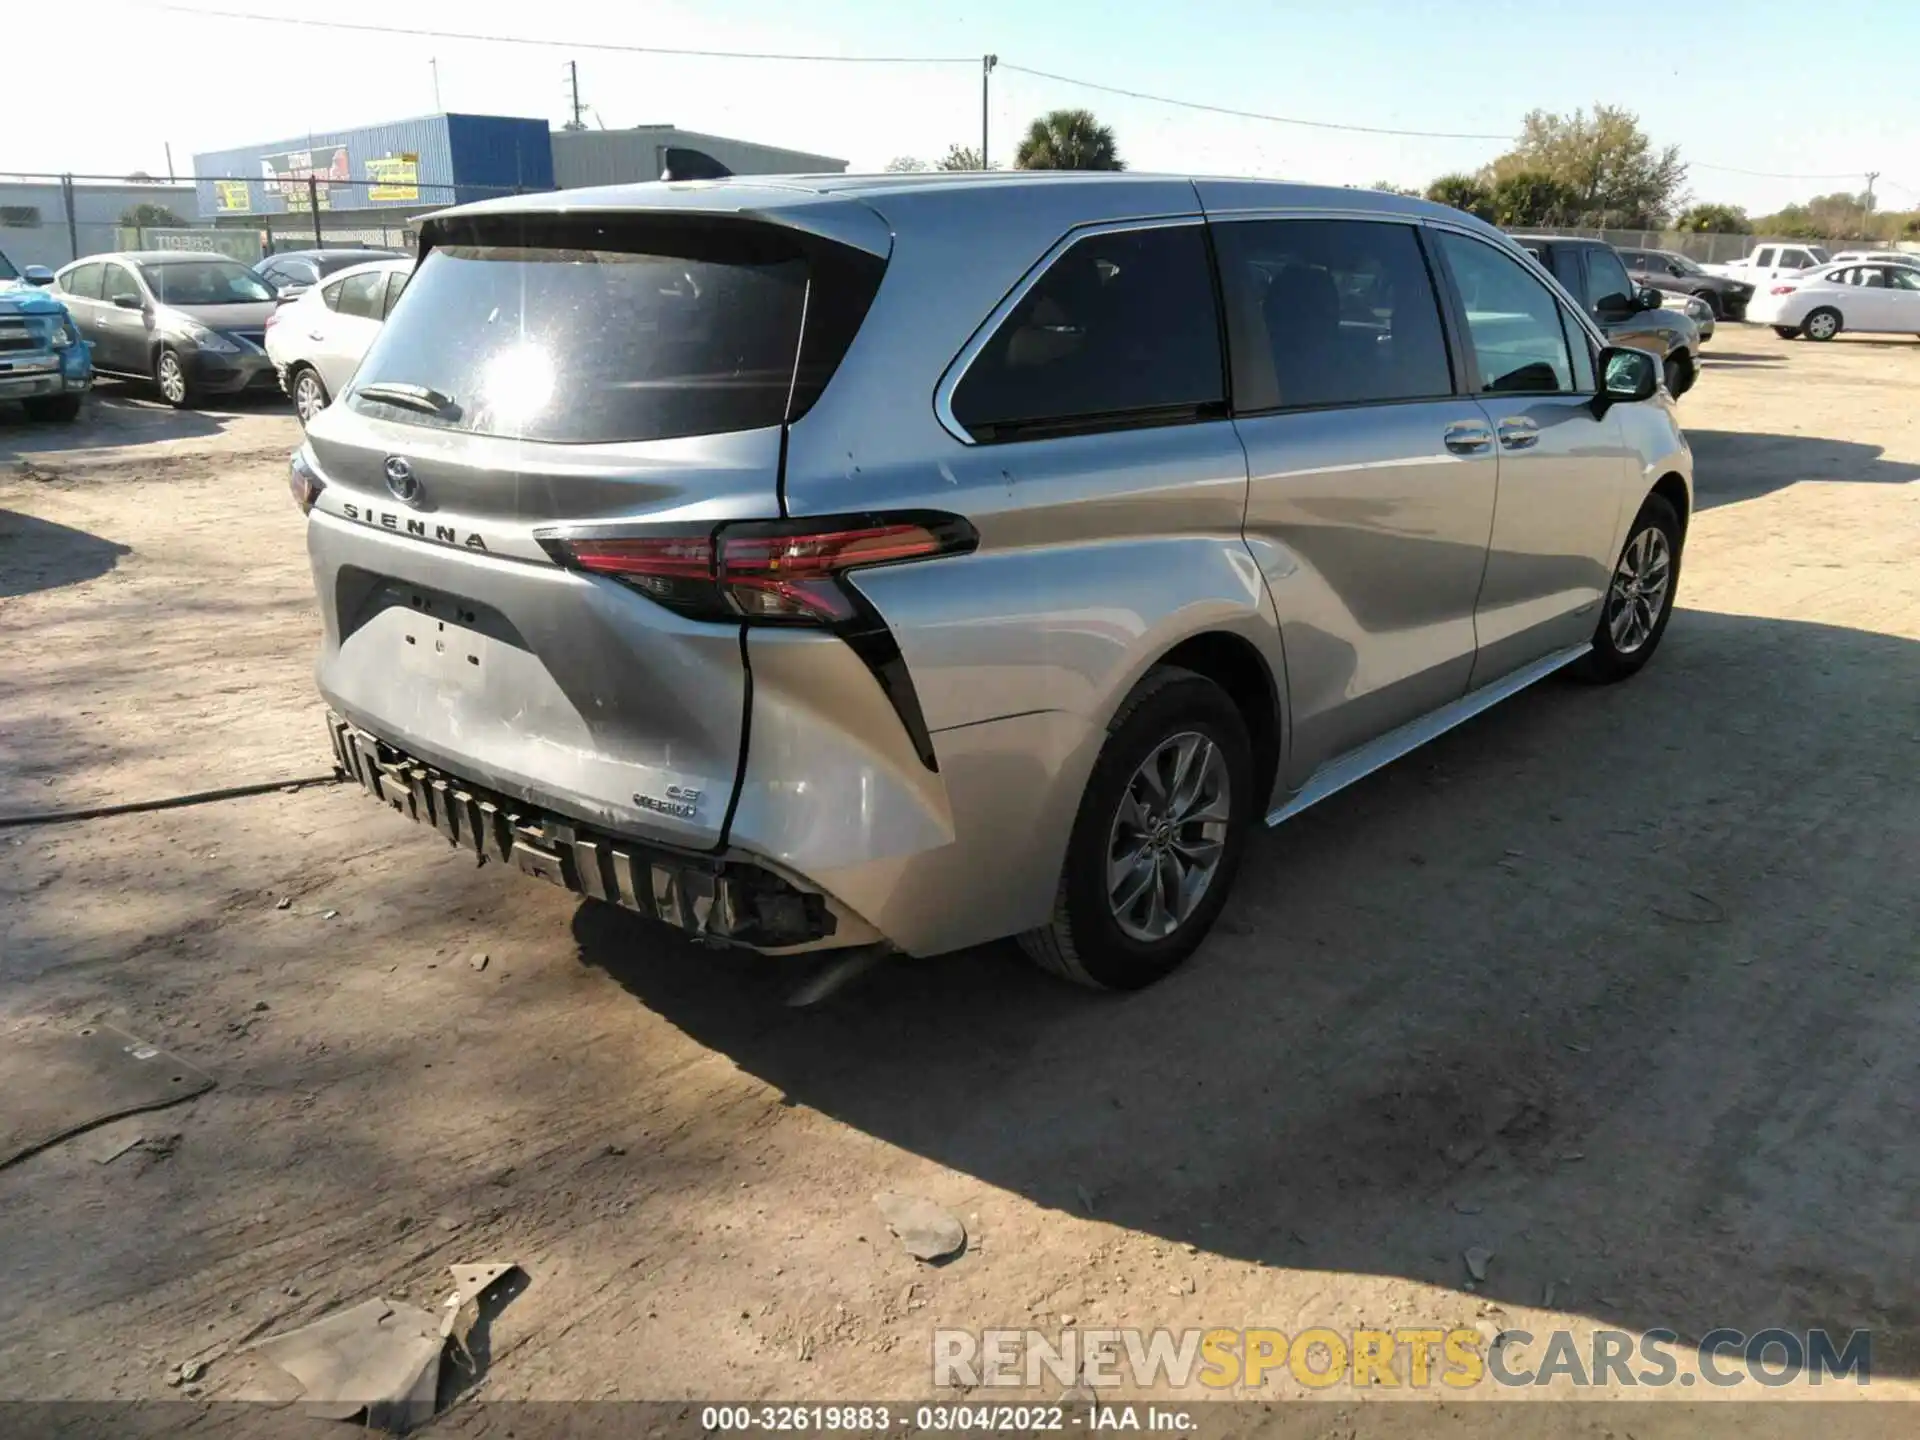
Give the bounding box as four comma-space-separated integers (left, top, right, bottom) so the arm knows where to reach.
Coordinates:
117, 227, 264, 263
260, 145, 350, 211
366, 153, 420, 203
214, 180, 252, 212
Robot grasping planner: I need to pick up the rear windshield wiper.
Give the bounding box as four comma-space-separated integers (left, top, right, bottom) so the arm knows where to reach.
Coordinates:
356, 381, 459, 418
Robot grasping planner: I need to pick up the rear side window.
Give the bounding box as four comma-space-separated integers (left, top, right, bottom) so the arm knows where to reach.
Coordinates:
950, 224, 1223, 443
1213, 219, 1451, 412
320, 279, 344, 311
62, 262, 103, 299
350, 215, 880, 444
382, 269, 409, 317
1432, 231, 1574, 395
334, 270, 387, 320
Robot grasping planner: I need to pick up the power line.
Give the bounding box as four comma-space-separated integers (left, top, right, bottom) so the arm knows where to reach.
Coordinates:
147, 2, 977, 63
996, 62, 1512, 141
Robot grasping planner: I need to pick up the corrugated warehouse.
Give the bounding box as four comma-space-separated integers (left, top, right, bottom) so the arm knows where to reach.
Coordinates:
551, 126, 847, 188
190, 114, 554, 221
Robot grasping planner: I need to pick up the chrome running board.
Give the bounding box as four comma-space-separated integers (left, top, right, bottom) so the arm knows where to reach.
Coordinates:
1266, 642, 1591, 827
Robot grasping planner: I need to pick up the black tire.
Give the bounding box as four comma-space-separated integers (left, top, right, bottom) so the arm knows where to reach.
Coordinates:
1800, 307, 1842, 342
1019, 667, 1254, 990
1773, 326, 1801, 340
154, 345, 193, 407
1574, 493, 1683, 684
1690, 288, 1723, 320
1662, 350, 1695, 398
290, 365, 329, 427
22, 394, 82, 423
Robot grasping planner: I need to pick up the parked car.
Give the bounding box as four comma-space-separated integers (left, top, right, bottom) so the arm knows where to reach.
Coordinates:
0, 246, 93, 421
296, 175, 1691, 990
255, 247, 405, 304
1511, 234, 1703, 396
1746, 260, 1920, 341
1829, 250, 1915, 266
1614, 247, 1752, 320
50, 252, 277, 407
1659, 290, 1716, 342
1701, 242, 1830, 285
265, 256, 413, 424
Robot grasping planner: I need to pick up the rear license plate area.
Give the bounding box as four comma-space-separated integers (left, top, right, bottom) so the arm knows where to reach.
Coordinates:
350, 578, 524, 689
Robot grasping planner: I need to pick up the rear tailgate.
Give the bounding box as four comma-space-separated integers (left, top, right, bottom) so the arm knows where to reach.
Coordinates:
303, 203, 888, 852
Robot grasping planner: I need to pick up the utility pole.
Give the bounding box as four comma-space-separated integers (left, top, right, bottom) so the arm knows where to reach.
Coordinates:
981, 54, 997, 170
1863, 171, 1880, 235
568, 61, 586, 131
430, 57, 442, 112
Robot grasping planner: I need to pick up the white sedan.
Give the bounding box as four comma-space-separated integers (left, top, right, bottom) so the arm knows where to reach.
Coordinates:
1747, 260, 1920, 341
264, 256, 413, 424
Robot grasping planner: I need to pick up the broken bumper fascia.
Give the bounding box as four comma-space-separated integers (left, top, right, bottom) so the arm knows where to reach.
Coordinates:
327, 713, 875, 954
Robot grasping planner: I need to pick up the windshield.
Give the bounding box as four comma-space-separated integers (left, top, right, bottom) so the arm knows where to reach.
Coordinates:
350, 235, 811, 443
142, 259, 275, 305
0, 250, 17, 282
1664, 253, 1705, 275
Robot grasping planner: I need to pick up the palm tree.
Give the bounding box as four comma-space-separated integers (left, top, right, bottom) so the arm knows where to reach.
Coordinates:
1015, 110, 1123, 171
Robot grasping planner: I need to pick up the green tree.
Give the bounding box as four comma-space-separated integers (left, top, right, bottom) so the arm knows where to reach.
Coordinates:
936, 144, 988, 171
884, 156, 928, 173
120, 202, 184, 228
1903, 214, 1920, 240
1488, 170, 1579, 227
1425, 173, 1494, 221
1673, 202, 1751, 234
1757, 192, 1877, 241
1369, 181, 1419, 197
1486, 105, 1686, 226
1014, 109, 1123, 171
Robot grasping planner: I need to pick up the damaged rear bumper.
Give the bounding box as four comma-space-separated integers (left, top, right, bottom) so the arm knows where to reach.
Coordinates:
327, 713, 875, 954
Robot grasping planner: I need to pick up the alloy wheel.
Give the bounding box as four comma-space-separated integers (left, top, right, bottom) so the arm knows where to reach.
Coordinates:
1106, 731, 1231, 942
1807, 312, 1839, 340
295, 372, 326, 423
1606, 525, 1673, 655
157, 352, 186, 405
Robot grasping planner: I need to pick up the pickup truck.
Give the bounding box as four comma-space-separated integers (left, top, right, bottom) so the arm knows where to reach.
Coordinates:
0, 245, 93, 422
1510, 233, 1703, 397
1701, 243, 1831, 286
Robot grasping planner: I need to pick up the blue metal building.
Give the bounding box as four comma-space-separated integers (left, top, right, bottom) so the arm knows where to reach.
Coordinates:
191, 114, 554, 221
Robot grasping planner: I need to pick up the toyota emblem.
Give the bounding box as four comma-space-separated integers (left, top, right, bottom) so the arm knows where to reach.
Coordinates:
383, 455, 421, 505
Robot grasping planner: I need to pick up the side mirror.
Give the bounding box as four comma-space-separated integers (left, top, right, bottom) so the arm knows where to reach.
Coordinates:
112, 292, 145, 311
1597, 346, 1658, 407
22, 265, 55, 287
1635, 286, 1663, 311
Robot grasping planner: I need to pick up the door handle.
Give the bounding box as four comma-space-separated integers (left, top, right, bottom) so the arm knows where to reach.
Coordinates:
1496, 417, 1540, 450
1443, 421, 1492, 455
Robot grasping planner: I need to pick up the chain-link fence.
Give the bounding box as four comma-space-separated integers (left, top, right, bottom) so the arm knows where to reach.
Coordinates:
0, 170, 542, 272
1512, 225, 1920, 265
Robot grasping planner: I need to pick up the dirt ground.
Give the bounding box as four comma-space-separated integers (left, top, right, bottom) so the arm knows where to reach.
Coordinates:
2, 336, 1917, 1425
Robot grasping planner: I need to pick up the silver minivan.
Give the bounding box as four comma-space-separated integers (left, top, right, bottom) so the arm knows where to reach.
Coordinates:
296, 174, 1692, 989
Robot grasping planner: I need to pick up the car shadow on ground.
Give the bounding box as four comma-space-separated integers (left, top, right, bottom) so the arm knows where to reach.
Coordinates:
1699, 350, 1786, 368
573, 608, 1920, 1375
0, 384, 286, 457
0, 508, 131, 599
1688, 428, 1920, 511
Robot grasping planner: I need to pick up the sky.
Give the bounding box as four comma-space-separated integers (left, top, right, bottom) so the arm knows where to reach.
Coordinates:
12, 0, 1920, 216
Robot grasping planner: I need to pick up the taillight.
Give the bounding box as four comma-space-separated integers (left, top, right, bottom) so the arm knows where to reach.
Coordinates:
539, 513, 977, 626
288, 448, 324, 514
1770, 284, 1798, 295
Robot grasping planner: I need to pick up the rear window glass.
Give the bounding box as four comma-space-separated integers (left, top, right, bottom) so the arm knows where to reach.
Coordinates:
348, 217, 878, 445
